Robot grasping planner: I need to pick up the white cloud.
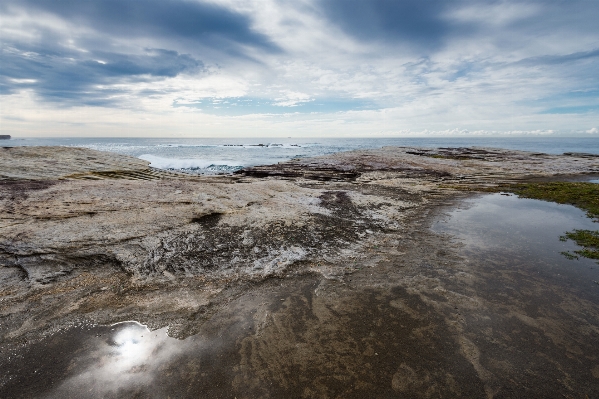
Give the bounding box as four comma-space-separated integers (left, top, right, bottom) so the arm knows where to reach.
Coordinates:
273, 91, 312, 107
446, 2, 540, 27
1, 0, 599, 137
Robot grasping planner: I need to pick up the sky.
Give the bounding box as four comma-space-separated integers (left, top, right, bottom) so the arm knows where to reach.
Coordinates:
1, 0, 598, 138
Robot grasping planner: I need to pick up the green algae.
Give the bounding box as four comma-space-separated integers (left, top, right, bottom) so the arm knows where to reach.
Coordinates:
559, 230, 599, 261
495, 182, 599, 219
489, 182, 599, 263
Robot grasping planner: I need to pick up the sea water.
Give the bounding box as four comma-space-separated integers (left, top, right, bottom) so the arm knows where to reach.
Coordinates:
5, 136, 599, 175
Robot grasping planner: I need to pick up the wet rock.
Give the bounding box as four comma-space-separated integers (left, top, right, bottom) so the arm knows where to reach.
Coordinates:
0, 145, 597, 348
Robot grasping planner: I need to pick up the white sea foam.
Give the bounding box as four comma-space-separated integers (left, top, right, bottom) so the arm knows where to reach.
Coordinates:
138, 154, 243, 173
217, 143, 305, 149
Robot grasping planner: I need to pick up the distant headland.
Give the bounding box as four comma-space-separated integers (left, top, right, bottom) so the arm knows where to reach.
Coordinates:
0, 135, 10, 140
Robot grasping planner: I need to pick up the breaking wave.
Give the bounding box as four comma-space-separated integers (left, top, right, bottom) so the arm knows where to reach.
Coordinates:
138, 154, 243, 174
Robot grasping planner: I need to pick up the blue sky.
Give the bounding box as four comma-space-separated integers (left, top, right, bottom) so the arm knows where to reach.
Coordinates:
1, 0, 598, 137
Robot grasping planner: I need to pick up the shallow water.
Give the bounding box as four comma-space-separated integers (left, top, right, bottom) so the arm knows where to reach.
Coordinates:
1, 319, 266, 399
433, 193, 599, 294
2, 194, 599, 398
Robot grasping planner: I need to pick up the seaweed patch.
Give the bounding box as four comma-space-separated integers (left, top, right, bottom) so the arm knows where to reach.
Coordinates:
560, 229, 599, 262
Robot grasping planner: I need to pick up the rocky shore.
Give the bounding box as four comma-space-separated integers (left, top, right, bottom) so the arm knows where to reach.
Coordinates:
1, 145, 599, 398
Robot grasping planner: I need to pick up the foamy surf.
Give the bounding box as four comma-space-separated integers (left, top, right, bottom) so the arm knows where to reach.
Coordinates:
138, 154, 243, 174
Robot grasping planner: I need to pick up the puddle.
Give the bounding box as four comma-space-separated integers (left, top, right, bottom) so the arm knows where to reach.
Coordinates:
0, 276, 492, 399
1, 321, 221, 399
433, 193, 599, 299
1, 284, 280, 399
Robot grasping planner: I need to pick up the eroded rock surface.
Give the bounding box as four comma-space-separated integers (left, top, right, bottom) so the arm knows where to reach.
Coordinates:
1, 146, 598, 329
1, 146, 598, 398
239, 146, 599, 184
0, 146, 180, 180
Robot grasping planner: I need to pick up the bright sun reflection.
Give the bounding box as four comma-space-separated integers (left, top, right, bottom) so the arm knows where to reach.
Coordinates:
115, 331, 142, 358
111, 324, 151, 368
42, 322, 191, 398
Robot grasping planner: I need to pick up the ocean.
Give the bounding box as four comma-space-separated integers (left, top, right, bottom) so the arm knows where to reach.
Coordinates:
5, 136, 599, 175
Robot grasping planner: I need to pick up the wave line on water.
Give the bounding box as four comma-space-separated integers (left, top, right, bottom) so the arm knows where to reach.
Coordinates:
138, 154, 244, 174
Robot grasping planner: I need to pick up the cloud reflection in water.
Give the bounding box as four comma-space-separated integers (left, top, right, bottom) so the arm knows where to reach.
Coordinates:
44, 322, 191, 399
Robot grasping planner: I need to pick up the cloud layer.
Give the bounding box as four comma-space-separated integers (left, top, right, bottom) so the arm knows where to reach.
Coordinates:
1, 0, 598, 136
